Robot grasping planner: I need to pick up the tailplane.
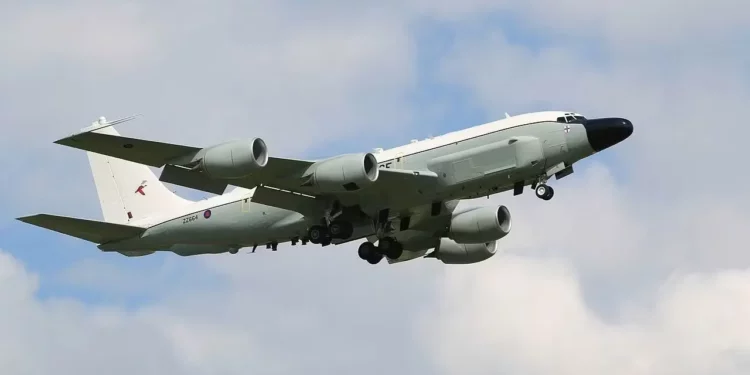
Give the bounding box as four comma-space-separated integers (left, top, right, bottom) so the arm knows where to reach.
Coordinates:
86, 120, 192, 224
17, 214, 146, 244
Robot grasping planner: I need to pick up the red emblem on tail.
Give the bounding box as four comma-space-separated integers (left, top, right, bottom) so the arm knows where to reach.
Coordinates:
135, 180, 148, 196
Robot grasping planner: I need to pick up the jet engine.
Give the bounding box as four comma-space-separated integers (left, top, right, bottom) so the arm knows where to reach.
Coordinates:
302, 153, 379, 192
426, 238, 498, 264
197, 138, 268, 179
447, 205, 512, 244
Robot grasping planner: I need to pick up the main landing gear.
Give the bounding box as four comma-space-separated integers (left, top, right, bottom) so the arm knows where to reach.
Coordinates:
307, 220, 354, 246
357, 237, 404, 265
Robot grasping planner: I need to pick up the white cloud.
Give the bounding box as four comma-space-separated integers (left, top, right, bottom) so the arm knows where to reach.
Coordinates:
423, 255, 750, 375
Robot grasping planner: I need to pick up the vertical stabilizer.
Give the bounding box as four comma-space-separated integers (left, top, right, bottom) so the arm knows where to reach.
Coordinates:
86, 120, 191, 224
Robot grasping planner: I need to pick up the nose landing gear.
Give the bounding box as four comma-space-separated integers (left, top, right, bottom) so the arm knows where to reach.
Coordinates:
532, 173, 555, 201
535, 184, 554, 200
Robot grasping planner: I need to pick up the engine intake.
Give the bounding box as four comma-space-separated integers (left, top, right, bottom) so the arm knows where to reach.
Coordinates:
198, 138, 268, 179
303, 153, 379, 192
448, 205, 512, 244
427, 238, 498, 264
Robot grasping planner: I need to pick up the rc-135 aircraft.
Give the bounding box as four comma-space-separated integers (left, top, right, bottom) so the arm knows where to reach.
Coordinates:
18, 111, 632, 265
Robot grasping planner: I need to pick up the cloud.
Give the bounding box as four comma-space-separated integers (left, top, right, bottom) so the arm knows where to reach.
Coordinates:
423, 255, 750, 375
0, 246, 445, 374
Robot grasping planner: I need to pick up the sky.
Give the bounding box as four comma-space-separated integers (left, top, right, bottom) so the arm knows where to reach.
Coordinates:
1, 0, 749, 373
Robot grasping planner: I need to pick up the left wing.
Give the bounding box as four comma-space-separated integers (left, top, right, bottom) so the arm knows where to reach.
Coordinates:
55, 129, 201, 168
53, 118, 440, 217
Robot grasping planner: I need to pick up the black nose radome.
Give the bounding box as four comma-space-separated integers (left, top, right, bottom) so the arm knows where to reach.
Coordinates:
583, 117, 633, 152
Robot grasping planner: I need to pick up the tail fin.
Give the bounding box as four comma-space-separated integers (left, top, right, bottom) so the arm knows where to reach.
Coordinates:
87, 124, 192, 224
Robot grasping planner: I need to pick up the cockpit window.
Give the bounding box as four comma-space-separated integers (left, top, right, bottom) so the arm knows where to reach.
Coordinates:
556, 114, 587, 124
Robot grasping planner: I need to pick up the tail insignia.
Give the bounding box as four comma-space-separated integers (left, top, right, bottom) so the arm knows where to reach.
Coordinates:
135, 180, 148, 196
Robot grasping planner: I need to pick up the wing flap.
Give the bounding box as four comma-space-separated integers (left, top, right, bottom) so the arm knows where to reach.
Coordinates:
160, 165, 228, 195
250, 185, 323, 217
17, 214, 146, 244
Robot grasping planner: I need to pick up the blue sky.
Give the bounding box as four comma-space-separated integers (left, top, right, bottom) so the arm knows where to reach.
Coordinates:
1, 1, 749, 374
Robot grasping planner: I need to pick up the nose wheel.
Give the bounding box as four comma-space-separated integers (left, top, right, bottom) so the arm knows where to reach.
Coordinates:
535, 184, 554, 200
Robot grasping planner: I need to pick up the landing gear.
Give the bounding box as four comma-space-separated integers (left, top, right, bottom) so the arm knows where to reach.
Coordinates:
308, 225, 330, 245
357, 237, 404, 265
377, 237, 404, 259
535, 184, 554, 200
307, 220, 354, 246
328, 220, 354, 239
358, 242, 383, 264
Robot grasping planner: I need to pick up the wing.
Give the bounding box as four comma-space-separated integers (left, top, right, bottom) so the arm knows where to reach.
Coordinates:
53, 121, 439, 218
55, 131, 201, 168
247, 165, 439, 210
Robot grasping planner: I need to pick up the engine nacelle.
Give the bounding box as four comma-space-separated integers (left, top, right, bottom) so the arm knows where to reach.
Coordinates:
427, 238, 498, 264
448, 205, 512, 244
304, 153, 379, 192
198, 138, 268, 179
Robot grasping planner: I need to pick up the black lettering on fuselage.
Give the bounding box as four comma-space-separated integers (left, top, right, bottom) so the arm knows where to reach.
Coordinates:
182, 215, 198, 224
378, 162, 393, 169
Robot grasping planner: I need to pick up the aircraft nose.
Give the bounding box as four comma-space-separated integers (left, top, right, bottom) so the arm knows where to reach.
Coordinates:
583, 117, 633, 152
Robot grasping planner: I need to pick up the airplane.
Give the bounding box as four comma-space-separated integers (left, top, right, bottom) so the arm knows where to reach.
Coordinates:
17, 111, 632, 265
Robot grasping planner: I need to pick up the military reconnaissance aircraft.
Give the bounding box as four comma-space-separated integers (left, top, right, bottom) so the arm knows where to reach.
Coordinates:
18, 111, 632, 265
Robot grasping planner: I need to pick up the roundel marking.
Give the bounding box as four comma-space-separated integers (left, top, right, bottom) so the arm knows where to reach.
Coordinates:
204, 210, 212, 219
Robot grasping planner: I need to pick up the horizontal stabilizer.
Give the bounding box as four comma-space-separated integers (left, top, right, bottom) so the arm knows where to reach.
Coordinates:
55, 132, 200, 167
17, 214, 146, 244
